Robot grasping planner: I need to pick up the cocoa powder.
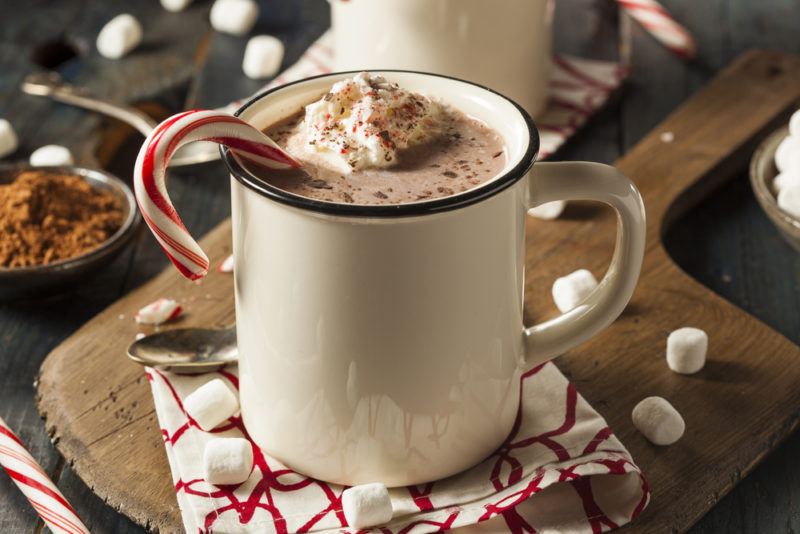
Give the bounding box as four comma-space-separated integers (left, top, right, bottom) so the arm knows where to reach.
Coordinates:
0, 171, 124, 268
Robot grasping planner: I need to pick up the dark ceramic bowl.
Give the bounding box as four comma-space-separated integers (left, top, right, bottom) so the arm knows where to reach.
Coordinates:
0, 164, 140, 299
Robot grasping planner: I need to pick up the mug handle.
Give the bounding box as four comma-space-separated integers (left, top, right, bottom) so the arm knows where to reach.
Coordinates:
523, 161, 646, 368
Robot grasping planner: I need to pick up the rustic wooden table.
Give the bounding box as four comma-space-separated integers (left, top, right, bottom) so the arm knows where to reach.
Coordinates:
1, 1, 799, 532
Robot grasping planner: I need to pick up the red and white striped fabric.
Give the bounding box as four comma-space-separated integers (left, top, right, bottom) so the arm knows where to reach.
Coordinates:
0, 416, 90, 534
146, 363, 648, 533
133, 110, 299, 280
617, 0, 697, 58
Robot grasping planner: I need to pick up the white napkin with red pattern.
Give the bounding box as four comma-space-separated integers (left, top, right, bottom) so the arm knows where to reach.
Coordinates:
147, 362, 647, 533
145, 31, 647, 533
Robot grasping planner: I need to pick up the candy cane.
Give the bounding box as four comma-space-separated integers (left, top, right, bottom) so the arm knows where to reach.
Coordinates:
617, 0, 697, 59
134, 110, 300, 280
0, 416, 90, 534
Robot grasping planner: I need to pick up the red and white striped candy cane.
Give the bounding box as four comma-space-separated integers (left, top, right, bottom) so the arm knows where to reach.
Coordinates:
0, 416, 90, 534
617, 0, 697, 59
134, 110, 300, 280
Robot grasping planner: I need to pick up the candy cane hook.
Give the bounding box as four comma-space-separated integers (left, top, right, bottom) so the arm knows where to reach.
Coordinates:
134, 110, 300, 280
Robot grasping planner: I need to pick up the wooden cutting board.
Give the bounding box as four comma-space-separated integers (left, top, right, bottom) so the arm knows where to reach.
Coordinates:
36, 50, 800, 533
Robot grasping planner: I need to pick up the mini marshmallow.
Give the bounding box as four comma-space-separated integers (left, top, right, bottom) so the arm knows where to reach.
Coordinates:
529, 201, 566, 220
135, 298, 183, 325
0, 119, 18, 158
29, 145, 74, 167
210, 0, 259, 36
96, 14, 143, 59
666, 327, 707, 374
632, 396, 685, 446
778, 183, 800, 220
242, 35, 284, 79
217, 254, 234, 273
184, 378, 240, 431
659, 131, 675, 143
552, 269, 598, 313
161, 0, 193, 12
342, 483, 393, 529
774, 171, 800, 193
790, 109, 800, 138
203, 437, 253, 485
775, 135, 800, 173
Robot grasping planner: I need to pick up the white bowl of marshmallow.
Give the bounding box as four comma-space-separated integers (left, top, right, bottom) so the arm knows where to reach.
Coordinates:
750, 110, 800, 252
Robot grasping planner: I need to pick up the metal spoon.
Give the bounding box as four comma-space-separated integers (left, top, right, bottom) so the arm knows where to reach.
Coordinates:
21, 72, 220, 167
127, 327, 237, 373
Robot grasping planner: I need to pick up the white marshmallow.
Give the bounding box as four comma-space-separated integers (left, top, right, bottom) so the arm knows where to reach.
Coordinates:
161, 0, 193, 12
242, 35, 284, 79
29, 145, 74, 167
790, 109, 800, 138
342, 483, 393, 529
552, 269, 598, 313
632, 396, 685, 446
774, 135, 800, 173
135, 297, 182, 325
0, 119, 18, 158
666, 327, 707, 374
96, 14, 143, 59
203, 437, 253, 485
659, 131, 675, 143
210, 0, 259, 36
217, 254, 234, 273
778, 183, 800, 220
773, 171, 800, 193
529, 201, 566, 220
184, 379, 239, 431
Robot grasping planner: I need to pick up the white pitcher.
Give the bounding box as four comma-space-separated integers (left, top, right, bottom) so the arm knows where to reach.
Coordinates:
330, 0, 554, 117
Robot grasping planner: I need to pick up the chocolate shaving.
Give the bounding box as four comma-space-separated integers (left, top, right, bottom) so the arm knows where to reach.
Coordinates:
306, 179, 333, 189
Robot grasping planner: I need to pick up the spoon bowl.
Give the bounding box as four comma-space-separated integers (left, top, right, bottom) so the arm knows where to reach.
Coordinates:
127, 327, 238, 373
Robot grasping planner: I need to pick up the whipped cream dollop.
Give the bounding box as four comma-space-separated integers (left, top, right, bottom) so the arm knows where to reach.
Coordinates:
301, 72, 447, 172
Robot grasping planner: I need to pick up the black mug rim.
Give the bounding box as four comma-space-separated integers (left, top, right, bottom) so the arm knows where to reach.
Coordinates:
221, 69, 540, 218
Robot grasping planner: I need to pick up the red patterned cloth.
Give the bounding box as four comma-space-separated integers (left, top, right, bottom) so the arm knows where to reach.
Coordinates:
146, 363, 648, 533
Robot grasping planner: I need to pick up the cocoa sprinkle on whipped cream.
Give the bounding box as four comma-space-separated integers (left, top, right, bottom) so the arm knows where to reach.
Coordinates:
301, 72, 447, 172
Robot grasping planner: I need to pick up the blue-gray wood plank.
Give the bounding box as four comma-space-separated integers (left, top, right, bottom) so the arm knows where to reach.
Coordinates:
1, 0, 799, 532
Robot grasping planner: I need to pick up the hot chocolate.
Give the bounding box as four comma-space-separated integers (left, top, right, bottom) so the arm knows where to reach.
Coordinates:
253, 73, 507, 205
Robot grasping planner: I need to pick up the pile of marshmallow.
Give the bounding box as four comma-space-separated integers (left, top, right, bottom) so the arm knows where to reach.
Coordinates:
183, 379, 252, 484
542, 229, 707, 448
773, 109, 800, 220
97, 0, 283, 79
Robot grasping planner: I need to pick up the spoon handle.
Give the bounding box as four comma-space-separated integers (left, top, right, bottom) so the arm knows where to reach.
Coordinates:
22, 73, 157, 136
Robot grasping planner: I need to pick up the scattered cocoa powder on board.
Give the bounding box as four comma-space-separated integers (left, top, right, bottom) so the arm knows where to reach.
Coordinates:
0, 171, 124, 268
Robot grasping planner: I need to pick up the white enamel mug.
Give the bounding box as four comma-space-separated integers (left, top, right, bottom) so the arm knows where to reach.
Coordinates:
330, 0, 554, 117
219, 71, 646, 487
